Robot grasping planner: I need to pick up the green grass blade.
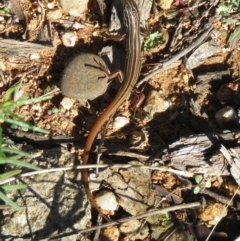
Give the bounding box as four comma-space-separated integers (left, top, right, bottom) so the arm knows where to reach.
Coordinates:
232, 0, 240, 8
2, 147, 32, 157
3, 96, 51, 111
222, 18, 240, 23
0, 117, 49, 134
0, 126, 5, 158
1, 184, 27, 191
3, 83, 22, 102
230, 29, 240, 40
0, 169, 22, 181
3, 111, 28, 122
7, 154, 25, 160
0, 189, 21, 211
0, 157, 41, 170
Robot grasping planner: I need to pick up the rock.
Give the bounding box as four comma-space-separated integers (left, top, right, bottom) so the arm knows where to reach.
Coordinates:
215, 106, 238, 129
198, 203, 227, 226
0, 147, 91, 240
146, 212, 175, 240
61, 31, 77, 47
112, 116, 130, 131
60, 0, 88, 17
94, 160, 156, 216
95, 190, 118, 211
100, 226, 120, 241
143, 90, 171, 116
46, 8, 62, 20
120, 219, 149, 240
60, 97, 74, 110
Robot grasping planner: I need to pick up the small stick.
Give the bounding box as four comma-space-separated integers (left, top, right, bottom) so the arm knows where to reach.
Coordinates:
78, 201, 202, 234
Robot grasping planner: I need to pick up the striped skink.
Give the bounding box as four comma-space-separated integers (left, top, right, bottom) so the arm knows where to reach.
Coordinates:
81, 0, 141, 221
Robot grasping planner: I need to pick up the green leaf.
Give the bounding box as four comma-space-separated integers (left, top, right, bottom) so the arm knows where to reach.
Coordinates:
143, 31, 165, 50
0, 190, 22, 211
216, 3, 230, 14
194, 174, 203, 184
51, 107, 59, 114
10, 124, 18, 129
60, 108, 66, 113
0, 157, 41, 170
0, 169, 22, 181
193, 186, 200, 194
1, 184, 27, 191
22, 126, 29, 132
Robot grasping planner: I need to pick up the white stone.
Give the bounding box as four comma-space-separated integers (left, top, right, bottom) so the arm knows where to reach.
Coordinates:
112, 116, 130, 130
61, 31, 77, 47
95, 190, 118, 211
72, 22, 84, 30
60, 0, 88, 17
60, 97, 73, 109
29, 53, 40, 60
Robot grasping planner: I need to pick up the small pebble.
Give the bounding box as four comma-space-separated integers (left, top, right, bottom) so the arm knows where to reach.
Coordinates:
61, 31, 77, 47
95, 190, 118, 211
143, 90, 171, 116
29, 53, 40, 60
215, 106, 238, 129
60, 97, 73, 110
112, 116, 130, 130
72, 22, 84, 30
47, 2, 55, 9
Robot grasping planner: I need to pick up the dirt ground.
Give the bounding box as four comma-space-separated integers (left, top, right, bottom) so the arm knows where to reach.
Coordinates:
1, 0, 240, 240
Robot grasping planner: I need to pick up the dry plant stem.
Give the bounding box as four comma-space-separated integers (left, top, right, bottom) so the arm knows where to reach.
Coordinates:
0, 205, 12, 209
0, 70, 8, 84
136, 25, 214, 89
200, 188, 235, 207
78, 201, 202, 234
163, 228, 177, 241
35, 1, 46, 32
0, 164, 194, 185
93, 215, 102, 241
